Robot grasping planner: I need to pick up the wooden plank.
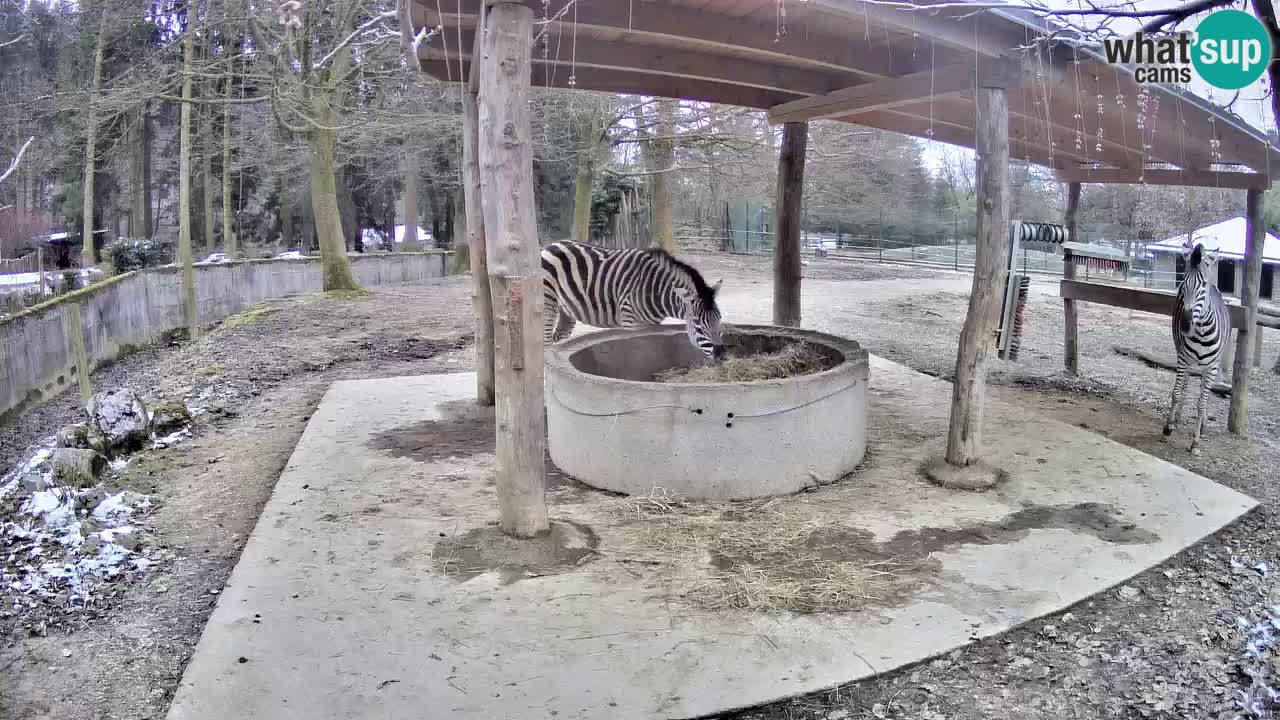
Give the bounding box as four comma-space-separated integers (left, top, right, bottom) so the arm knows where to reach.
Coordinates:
945, 85, 1010, 468
1055, 167, 1272, 191
1112, 346, 1231, 396
426, 33, 854, 98
1229, 188, 1266, 435
462, 3, 494, 407
1063, 182, 1081, 376
767, 60, 1018, 124
64, 303, 92, 405
420, 1, 910, 80
420, 59, 796, 110
773, 122, 806, 327
478, 2, 548, 538
1059, 279, 1251, 327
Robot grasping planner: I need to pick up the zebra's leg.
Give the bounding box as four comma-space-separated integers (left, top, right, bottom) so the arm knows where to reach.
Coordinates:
1189, 363, 1218, 455
552, 311, 577, 342
543, 287, 559, 346
1161, 366, 1189, 440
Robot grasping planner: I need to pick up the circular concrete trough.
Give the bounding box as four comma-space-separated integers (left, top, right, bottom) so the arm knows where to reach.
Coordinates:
545, 325, 869, 500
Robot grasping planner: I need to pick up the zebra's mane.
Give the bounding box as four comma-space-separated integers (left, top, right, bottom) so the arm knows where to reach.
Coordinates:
643, 247, 719, 310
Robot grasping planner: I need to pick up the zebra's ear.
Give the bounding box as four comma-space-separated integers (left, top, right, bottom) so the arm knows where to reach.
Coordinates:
711, 278, 723, 295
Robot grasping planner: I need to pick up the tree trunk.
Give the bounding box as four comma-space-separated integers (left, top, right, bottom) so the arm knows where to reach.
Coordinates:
129, 108, 147, 238
307, 100, 360, 291
81, 8, 108, 267
646, 99, 676, 253
1229, 188, 1266, 434
178, 26, 199, 339
479, 2, 547, 537
773, 122, 807, 327
202, 102, 216, 252
944, 86, 1010, 468
143, 102, 154, 238
571, 109, 596, 242
223, 79, 236, 257
1063, 182, 1081, 375
463, 59, 494, 404
401, 151, 420, 251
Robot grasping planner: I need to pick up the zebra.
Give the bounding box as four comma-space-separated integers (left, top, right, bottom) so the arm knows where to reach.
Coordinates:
541, 241, 727, 362
1162, 241, 1232, 455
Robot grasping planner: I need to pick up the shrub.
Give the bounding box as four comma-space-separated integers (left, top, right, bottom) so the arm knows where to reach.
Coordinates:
105, 237, 172, 272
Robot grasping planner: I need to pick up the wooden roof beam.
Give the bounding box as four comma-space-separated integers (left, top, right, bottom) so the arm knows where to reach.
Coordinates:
425, 33, 858, 99
419, 1, 916, 80
768, 59, 1020, 124
1055, 167, 1272, 190
419, 59, 801, 109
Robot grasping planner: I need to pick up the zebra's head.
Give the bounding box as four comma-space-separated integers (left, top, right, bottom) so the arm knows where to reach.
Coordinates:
674, 278, 726, 362
1179, 241, 1217, 312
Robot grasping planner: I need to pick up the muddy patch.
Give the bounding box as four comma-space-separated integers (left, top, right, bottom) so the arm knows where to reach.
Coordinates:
366, 401, 495, 462
432, 520, 600, 584
368, 404, 608, 503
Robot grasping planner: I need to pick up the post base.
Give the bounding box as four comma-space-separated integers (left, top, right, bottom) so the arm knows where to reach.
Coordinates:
922, 457, 1007, 492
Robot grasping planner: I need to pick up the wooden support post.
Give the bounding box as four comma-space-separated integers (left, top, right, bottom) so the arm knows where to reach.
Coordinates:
1062, 182, 1081, 376
64, 303, 92, 405
943, 85, 1010, 471
478, 2, 549, 538
1254, 328, 1264, 368
37, 247, 46, 298
462, 1, 495, 407
1229, 188, 1266, 435
773, 121, 807, 327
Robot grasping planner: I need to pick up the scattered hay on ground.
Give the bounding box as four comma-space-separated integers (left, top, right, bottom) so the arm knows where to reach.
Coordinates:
221, 303, 277, 329
610, 490, 905, 613
654, 341, 833, 384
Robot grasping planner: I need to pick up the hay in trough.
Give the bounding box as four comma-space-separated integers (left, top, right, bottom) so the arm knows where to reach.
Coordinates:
611, 490, 906, 614
654, 340, 833, 384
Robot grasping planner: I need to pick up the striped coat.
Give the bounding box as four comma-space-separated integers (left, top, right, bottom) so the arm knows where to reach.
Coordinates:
1162, 243, 1232, 454
541, 241, 726, 360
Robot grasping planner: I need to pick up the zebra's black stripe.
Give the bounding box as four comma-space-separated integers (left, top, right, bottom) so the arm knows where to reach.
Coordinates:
541, 241, 725, 360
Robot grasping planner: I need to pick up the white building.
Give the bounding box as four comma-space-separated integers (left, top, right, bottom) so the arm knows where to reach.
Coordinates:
1145, 217, 1279, 300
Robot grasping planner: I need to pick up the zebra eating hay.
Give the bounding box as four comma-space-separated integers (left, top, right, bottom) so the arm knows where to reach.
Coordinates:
541, 241, 727, 362
1162, 241, 1232, 455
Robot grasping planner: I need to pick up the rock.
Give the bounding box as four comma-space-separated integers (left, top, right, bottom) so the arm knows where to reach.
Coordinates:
87, 389, 150, 455
1119, 585, 1141, 601
149, 400, 192, 435
55, 423, 92, 449
19, 473, 48, 493
50, 449, 107, 488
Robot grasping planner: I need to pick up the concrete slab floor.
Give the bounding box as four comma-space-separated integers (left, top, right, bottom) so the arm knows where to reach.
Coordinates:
166, 364, 1256, 720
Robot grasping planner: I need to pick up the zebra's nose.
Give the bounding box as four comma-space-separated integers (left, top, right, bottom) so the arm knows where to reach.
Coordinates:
712, 344, 728, 361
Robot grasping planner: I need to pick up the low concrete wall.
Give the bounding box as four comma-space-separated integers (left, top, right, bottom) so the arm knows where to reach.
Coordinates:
0, 253, 452, 420
546, 325, 869, 500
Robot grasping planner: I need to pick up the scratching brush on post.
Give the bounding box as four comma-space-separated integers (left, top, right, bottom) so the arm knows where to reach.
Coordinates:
1007, 276, 1030, 361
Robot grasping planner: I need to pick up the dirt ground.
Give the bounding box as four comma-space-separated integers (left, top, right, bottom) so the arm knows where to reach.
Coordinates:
2, 253, 1280, 720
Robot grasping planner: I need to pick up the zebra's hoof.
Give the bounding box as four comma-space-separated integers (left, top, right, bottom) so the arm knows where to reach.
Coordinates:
1161, 426, 1172, 440
1189, 445, 1201, 456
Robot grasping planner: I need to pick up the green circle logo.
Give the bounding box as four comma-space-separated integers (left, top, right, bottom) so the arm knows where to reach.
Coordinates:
1192, 10, 1272, 90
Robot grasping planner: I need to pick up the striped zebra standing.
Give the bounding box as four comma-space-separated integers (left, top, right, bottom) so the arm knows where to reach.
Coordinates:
1162, 241, 1232, 455
541, 241, 727, 362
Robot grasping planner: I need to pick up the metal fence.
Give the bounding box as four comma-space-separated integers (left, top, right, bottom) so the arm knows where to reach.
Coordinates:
676, 229, 1183, 290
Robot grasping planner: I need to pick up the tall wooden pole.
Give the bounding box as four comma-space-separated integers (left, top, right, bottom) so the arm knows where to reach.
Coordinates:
944, 86, 1010, 468
773, 121, 807, 327
1228, 188, 1266, 435
479, 2, 549, 538
1062, 182, 1081, 376
463, 3, 495, 406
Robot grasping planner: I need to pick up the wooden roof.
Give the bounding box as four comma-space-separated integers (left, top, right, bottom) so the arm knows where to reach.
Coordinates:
414, 0, 1279, 187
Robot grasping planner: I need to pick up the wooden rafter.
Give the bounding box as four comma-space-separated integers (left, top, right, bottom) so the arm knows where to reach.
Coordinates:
1055, 167, 1272, 190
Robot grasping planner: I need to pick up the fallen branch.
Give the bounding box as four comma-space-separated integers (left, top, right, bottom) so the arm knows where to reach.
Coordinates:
1112, 345, 1231, 397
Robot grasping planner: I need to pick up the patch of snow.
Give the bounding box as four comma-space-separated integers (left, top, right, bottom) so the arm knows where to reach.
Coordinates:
1, 484, 153, 606
0, 442, 55, 498
151, 427, 190, 449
